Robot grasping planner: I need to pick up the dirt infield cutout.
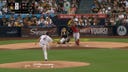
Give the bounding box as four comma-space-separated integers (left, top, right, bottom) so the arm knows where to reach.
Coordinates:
0, 61, 90, 69
0, 42, 128, 50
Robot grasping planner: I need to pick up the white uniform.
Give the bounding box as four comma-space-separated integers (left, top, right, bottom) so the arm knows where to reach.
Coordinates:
73, 32, 80, 41
60, 38, 66, 44
60, 37, 70, 44
39, 35, 53, 61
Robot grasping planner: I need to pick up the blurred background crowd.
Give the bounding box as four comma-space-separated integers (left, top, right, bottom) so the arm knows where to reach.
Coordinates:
0, 0, 127, 27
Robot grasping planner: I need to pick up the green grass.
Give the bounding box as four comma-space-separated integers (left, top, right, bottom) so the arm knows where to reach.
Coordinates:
0, 49, 128, 72
88, 38, 128, 43
0, 38, 128, 72
0, 38, 128, 45
0, 39, 36, 45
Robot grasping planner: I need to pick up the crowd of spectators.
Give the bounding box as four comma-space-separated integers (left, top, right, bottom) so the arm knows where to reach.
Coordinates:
91, 0, 128, 26
67, 15, 104, 27
67, 13, 128, 27
105, 13, 128, 26
0, 14, 56, 27
0, 0, 8, 15
30, 0, 80, 14
56, 0, 80, 14
0, 0, 80, 15
92, 0, 128, 14
0, 0, 128, 27
0, 0, 80, 27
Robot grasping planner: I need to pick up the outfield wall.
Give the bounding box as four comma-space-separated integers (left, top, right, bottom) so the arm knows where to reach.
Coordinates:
0, 25, 128, 37
0, 27, 21, 37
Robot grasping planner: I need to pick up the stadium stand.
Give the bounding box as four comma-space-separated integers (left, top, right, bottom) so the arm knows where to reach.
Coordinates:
0, 0, 127, 27
0, 0, 81, 27
76, 0, 93, 14
91, 0, 128, 14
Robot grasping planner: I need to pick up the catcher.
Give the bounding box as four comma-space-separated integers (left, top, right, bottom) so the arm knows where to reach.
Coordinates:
57, 27, 70, 44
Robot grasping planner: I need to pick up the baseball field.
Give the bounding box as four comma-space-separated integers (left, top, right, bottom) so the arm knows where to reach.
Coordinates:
0, 38, 128, 72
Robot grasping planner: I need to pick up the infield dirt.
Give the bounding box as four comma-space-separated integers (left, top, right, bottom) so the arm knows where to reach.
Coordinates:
0, 42, 128, 50
0, 61, 90, 69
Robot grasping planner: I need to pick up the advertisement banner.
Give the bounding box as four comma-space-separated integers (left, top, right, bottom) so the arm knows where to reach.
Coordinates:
58, 14, 107, 19
79, 26, 113, 36
116, 25, 128, 36
0, 27, 21, 37
21, 27, 57, 37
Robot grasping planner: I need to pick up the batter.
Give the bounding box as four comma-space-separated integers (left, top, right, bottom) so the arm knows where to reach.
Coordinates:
71, 21, 80, 45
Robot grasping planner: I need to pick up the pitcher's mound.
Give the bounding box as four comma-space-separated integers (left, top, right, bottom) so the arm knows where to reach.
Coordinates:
0, 61, 90, 69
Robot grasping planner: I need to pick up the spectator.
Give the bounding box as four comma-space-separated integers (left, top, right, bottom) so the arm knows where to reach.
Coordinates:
8, 15, 15, 26
63, 0, 71, 14
73, 16, 78, 22
38, 3, 44, 13
118, 12, 125, 20
88, 16, 94, 26
92, 0, 127, 14
92, 0, 100, 13
70, 3, 77, 14
37, 16, 45, 27
23, 15, 30, 27
0, 9, 2, 15
2, 5, 8, 14
78, 17, 83, 26
82, 17, 88, 26
44, 16, 53, 27
1, 0, 7, 6
122, 15, 128, 25
31, 16, 38, 26
125, 0, 128, 11
2, 16, 7, 26
57, 4, 64, 14
92, 16, 99, 25
14, 19, 24, 27
109, 16, 116, 26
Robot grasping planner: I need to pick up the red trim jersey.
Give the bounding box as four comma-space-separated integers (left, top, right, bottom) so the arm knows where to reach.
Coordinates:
71, 25, 79, 33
